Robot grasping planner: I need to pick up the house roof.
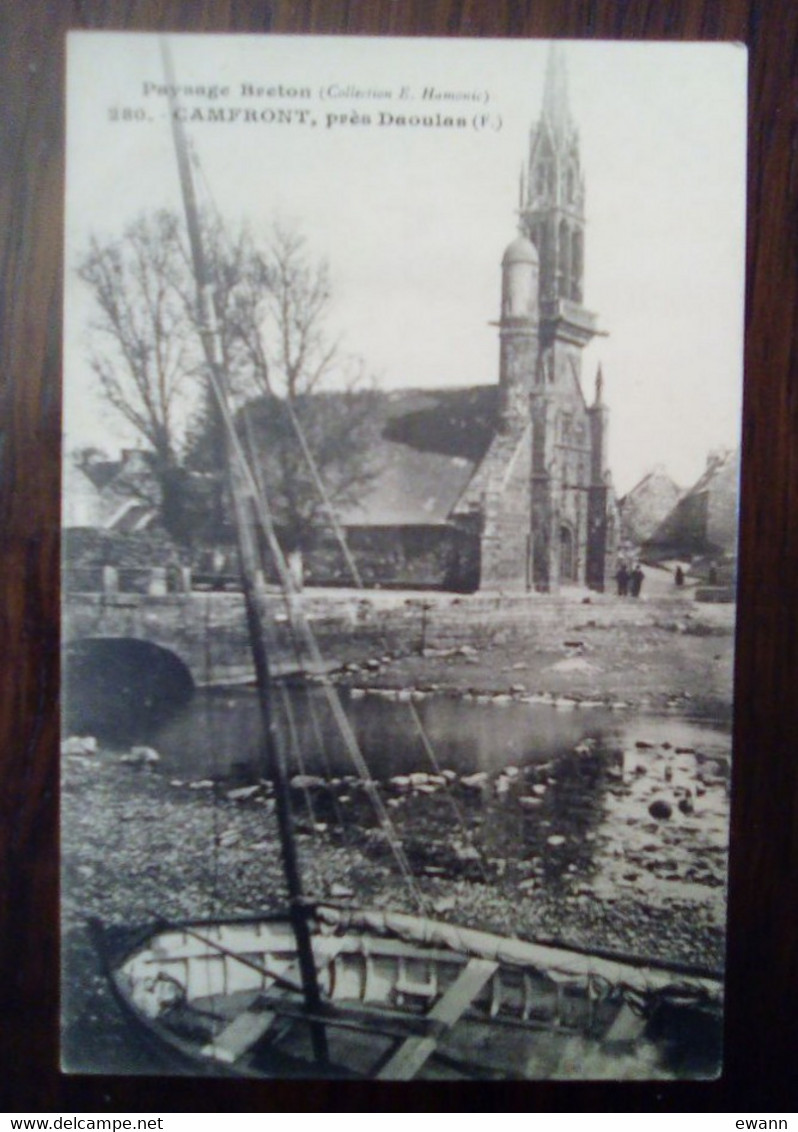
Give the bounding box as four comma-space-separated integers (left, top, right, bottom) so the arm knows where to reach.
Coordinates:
338, 385, 498, 527
647, 449, 739, 555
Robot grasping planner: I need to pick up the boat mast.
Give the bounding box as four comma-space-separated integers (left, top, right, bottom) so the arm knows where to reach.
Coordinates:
160, 37, 328, 1066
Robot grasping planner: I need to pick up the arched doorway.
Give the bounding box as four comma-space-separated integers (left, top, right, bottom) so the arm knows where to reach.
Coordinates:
559, 524, 576, 583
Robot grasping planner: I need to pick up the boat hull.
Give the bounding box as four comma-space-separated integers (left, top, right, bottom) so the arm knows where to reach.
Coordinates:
92, 907, 723, 1081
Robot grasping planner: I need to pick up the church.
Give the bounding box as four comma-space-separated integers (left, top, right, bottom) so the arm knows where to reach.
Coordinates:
321, 46, 618, 593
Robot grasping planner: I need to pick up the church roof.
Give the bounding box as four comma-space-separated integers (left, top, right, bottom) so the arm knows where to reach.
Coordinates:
337, 385, 498, 527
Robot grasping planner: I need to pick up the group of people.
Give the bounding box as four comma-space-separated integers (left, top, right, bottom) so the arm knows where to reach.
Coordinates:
615, 560, 645, 598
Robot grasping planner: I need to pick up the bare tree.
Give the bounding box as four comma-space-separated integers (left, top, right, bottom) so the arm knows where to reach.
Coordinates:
77, 211, 201, 540
79, 211, 377, 560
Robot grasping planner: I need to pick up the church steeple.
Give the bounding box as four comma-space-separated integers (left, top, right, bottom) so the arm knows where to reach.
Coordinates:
541, 42, 572, 145
521, 43, 587, 315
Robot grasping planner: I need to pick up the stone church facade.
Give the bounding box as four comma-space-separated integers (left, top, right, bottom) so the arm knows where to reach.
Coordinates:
451, 45, 618, 591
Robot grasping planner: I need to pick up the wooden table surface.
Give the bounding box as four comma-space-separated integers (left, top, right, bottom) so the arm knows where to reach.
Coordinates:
1, 0, 796, 1113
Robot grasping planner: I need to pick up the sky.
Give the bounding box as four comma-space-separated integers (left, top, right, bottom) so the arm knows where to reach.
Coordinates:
64, 34, 747, 496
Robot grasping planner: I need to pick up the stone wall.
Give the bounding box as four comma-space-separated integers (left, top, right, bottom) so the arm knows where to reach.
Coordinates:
62, 589, 603, 685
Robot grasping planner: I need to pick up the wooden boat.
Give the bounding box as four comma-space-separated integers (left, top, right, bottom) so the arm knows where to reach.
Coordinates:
93, 904, 722, 1080
89, 40, 724, 1081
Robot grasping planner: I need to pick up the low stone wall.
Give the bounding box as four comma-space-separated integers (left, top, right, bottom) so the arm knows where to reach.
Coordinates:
62, 586, 733, 686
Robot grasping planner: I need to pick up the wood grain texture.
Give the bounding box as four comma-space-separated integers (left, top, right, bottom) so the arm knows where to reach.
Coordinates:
2, 0, 796, 1112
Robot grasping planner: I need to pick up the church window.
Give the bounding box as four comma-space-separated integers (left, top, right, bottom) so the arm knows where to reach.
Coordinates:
558, 219, 571, 298
559, 525, 576, 582
571, 229, 583, 302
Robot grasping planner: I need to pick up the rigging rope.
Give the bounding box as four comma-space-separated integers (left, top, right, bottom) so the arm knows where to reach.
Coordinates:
191, 295, 427, 912
277, 395, 490, 880
241, 415, 352, 844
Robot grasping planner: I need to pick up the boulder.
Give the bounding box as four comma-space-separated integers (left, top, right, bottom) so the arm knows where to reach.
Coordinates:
648, 799, 673, 821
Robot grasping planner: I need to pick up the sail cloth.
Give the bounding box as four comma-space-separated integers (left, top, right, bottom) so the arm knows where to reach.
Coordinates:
316, 906, 721, 998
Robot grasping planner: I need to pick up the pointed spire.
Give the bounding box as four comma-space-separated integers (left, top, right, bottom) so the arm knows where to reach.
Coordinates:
594, 364, 604, 405
541, 42, 572, 142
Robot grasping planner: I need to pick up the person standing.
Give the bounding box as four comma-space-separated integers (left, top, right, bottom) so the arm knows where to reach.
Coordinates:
630, 562, 644, 598
615, 561, 630, 597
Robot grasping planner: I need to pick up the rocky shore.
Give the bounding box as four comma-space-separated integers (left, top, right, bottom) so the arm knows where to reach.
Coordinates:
61, 588, 734, 1073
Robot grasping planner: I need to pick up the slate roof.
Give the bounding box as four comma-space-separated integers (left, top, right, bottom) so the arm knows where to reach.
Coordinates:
337, 385, 498, 527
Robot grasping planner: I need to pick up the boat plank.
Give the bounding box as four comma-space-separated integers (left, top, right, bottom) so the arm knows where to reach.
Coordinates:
377, 957, 498, 1080
202, 1006, 277, 1064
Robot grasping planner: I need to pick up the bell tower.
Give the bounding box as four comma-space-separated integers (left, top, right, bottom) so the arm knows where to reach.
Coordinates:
520, 43, 599, 361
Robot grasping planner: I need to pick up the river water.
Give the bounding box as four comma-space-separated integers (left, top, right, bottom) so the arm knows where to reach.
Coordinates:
145, 684, 731, 784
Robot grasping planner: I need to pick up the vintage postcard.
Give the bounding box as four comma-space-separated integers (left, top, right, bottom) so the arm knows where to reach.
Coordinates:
62, 33, 746, 1079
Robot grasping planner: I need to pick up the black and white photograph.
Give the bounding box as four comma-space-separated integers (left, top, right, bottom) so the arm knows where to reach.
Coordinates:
61, 32, 746, 1081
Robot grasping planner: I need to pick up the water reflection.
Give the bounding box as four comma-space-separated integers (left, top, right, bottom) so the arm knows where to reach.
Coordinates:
141, 686, 730, 890
150, 685, 728, 783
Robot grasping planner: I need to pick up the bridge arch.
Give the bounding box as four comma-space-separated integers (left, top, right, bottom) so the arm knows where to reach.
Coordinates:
63, 637, 195, 746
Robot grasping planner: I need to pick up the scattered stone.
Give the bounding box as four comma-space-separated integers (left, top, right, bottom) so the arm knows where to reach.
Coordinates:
546, 834, 566, 847
531, 784, 547, 797
504, 765, 520, 778
433, 896, 456, 914
519, 878, 537, 892
635, 741, 654, 750
330, 882, 354, 898
290, 774, 325, 790
188, 780, 215, 790
648, 799, 673, 821
61, 736, 98, 757
226, 785, 260, 802
120, 746, 160, 766
519, 796, 542, 811
678, 796, 695, 815
461, 771, 489, 789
